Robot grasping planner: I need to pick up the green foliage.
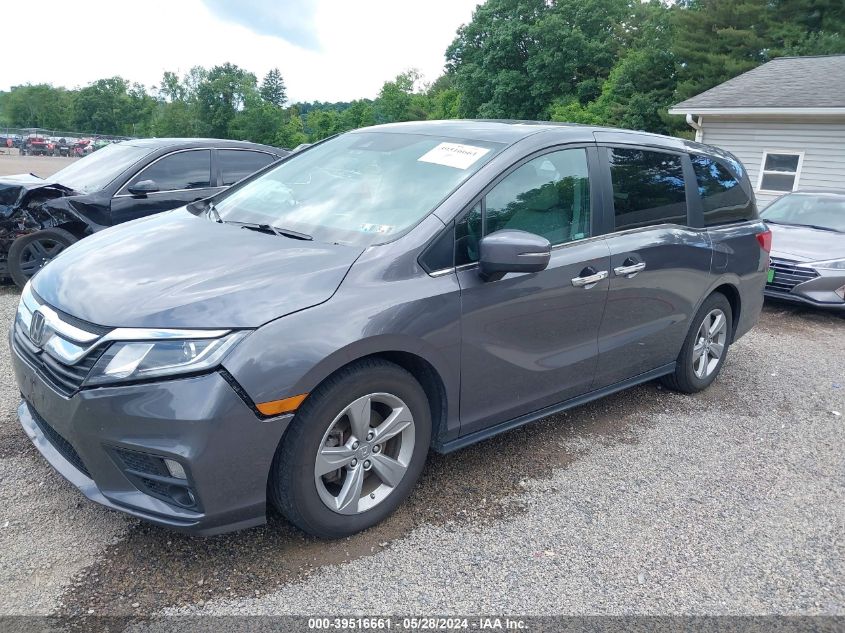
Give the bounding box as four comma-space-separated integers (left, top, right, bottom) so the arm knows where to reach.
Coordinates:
2, 1, 843, 143
0, 84, 75, 129
260, 68, 288, 108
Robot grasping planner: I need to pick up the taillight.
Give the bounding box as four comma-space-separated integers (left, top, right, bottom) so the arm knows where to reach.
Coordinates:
756, 229, 772, 253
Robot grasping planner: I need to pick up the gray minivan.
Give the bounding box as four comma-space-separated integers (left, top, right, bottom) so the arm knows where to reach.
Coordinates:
11, 121, 770, 538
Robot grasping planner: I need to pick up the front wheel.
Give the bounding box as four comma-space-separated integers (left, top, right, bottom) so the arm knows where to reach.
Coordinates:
8, 228, 78, 288
661, 292, 733, 393
269, 359, 431, 538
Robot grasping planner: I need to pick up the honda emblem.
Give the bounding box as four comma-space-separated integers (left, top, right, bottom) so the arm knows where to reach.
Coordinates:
29, 310, 46, 347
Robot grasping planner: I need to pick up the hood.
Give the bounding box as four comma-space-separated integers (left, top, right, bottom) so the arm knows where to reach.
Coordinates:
31, 210, 364, 328
0, 174, 76, 217
768, 222, 845, 263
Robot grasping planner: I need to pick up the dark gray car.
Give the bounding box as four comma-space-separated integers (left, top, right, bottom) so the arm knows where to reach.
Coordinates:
762, 190, 845, 311
10, 121, 770, 538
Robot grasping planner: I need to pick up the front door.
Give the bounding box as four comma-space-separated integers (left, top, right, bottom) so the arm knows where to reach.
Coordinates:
110, 149, 222, 225
456, 147, 611, 436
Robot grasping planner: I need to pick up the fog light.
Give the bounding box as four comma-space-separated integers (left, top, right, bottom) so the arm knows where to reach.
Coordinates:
164, 459, 187, 479
836, 285, 845, 301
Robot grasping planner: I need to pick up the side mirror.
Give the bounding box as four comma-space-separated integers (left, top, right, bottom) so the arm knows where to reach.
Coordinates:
479, 229, 551, 281
127, 179, 159, 196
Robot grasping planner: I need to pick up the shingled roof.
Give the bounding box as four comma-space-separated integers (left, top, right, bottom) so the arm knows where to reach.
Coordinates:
670, 55, 845, 113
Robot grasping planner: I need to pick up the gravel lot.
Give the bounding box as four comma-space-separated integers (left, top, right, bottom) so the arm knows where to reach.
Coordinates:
0, 283, 842, 618
0, 150, 76, 178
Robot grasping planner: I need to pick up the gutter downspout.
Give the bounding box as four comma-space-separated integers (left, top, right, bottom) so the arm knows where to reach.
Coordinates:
686, 113, 703, 143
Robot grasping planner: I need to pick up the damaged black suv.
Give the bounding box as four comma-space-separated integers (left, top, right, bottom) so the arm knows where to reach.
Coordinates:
0, 138, 287, 287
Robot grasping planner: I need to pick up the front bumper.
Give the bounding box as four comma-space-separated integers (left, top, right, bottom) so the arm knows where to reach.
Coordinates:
764, 288, 845, 311
12, 346, 292, 535
765, 260, 845, 311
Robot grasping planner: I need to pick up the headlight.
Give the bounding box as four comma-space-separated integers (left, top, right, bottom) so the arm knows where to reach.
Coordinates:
800, 258, 845, 270
85, 331, 248, 386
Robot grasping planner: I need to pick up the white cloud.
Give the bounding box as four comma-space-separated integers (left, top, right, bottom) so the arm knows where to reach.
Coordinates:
0, 0, 480, 103
202, 0, 321, 51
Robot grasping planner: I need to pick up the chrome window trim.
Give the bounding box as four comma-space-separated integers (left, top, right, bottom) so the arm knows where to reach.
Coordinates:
113, 186, 221, 199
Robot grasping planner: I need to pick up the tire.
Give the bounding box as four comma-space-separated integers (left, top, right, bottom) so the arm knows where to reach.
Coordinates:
269, 359, 431, 539
8, 227, 78, 289
661, 292, 733, 394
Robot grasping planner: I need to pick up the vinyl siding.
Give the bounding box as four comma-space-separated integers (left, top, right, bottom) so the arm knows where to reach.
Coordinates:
698, 116, 845, 208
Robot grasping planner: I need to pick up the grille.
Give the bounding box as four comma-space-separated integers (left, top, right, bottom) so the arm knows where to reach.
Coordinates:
767, 257, 820, 293
114, 449, 198, 509
115, 448, 169, 477
12, 322, 106, 396
140, 477, 172, 498
29, 405, 91, 478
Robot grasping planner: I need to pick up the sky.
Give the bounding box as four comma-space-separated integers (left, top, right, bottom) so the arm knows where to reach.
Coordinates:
0, 0, 481, 102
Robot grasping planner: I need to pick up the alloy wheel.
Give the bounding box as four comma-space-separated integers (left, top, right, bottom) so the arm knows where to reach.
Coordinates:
19, 239, 67, 277
693, 308, 728, 379
314, 392, 415, 515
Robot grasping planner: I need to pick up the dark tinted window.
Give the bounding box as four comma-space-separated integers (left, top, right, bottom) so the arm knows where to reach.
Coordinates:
219, 150, 276, 186
609, 148, 687, 230
691, 154, 754, 225
456, 149, 591, 265
128, 150, 212, 191
455, 202, 482, 266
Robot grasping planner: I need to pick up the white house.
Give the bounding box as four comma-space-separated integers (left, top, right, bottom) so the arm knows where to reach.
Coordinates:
669, 55, 845, 208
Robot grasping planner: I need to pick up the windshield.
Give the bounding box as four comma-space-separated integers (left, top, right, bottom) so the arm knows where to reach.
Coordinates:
50, 143, 152, 193
762, 193, 845, 233
213, 131, 505, 246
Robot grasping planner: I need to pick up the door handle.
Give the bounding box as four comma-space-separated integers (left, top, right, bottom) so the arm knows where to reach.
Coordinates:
613, 262, 647, 278
571, 270, 608, 288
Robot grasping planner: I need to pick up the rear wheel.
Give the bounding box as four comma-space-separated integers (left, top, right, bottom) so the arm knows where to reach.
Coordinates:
661, 292, 732, 393
8, 227, 77, 288
269, 359, 431, 538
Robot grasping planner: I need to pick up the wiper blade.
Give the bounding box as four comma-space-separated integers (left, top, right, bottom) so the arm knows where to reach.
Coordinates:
227, 221, 313, 240
803, 224, 841, 233
273, 227, 313, 241
762, 219, 794, 225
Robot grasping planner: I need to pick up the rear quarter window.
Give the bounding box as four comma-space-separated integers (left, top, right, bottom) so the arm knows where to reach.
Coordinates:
691, 154, 754, 225
219, 150, 277, 186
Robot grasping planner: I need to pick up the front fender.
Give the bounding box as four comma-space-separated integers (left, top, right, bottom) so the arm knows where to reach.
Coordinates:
222, 271, 462, 436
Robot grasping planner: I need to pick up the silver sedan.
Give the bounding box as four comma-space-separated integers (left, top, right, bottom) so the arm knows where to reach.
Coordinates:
763, 189, 845, 311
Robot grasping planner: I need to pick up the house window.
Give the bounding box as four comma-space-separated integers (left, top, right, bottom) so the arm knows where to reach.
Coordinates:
757, 151, 803, 193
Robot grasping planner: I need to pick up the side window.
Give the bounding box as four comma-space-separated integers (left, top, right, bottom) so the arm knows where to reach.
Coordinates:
609, 148, 687, 230
455, 203, 482, 266
456, 148, 591, 266
691, 154, 753, 225
219, 150, 276, 186
126, 150, 212, 192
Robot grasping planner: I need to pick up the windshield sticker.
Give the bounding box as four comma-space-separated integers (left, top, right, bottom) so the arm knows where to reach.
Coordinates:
418, 143, 491, 170
360, 223, 393, 234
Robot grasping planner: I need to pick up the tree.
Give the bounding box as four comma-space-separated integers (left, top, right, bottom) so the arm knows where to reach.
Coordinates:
446, 0, 631, 119
0, 84, 74, 129
376, 70, 425, 122
73, 77, 140, 135
275, 108, 308, 148
195, 63, 258, 138
552, 1, 679, 134
260, 68, 287, 108
230, 94, 285, 145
